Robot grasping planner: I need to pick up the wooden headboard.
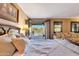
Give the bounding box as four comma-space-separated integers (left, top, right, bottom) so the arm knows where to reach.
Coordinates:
0, 24, 20, 36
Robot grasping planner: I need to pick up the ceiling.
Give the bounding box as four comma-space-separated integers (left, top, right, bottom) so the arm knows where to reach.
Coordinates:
31, 19, 45, 25
18, 3, 79, 18
30, 18, 48, 24
18, 3, 79, 24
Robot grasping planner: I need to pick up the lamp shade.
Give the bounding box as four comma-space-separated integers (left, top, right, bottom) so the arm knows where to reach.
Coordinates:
20, 25, 28, 30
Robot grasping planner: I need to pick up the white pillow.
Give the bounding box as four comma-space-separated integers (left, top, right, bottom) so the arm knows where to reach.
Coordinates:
0, 34, 12, 42
0, 34, 16, 42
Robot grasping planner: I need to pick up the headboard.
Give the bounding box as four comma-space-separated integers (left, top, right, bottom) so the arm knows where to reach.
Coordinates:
0, 24, 20, 36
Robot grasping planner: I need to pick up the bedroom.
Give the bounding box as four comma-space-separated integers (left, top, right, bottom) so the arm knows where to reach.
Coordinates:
0, 3, 79, 56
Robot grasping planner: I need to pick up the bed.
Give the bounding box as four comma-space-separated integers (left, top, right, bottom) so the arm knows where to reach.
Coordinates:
0, 24, 29, 56
24, 39, 79, 56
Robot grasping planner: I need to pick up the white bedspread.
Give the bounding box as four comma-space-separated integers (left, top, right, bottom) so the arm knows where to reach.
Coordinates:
24, 39, 79, 56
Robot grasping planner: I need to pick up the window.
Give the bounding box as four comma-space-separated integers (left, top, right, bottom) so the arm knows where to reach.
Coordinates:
71, 22, 79, 33
54, 22, 62, 32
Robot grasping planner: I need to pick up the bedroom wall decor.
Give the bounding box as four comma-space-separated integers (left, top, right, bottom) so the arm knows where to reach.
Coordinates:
0, 3, 19, 23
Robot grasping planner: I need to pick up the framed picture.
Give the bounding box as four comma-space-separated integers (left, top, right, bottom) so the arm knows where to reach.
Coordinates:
0, 3, 19, 23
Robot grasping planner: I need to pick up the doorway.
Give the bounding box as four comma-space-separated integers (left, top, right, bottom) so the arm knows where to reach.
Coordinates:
30, 25, 46, 39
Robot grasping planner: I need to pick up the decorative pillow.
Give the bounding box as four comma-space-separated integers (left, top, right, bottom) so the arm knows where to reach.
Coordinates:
0, 39, 16, 56
56, 33, 62, 38
12, 38, 26, 54
0, 34, 16, 42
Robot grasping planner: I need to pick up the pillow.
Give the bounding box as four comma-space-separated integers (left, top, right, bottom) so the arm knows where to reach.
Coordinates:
56, 33, 62, 38
0, 34, 16, 42
0, 39, 16, 56
12, 38, 26, 54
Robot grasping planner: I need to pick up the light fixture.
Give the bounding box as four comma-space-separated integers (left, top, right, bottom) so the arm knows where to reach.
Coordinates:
19, 25, 29, 30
